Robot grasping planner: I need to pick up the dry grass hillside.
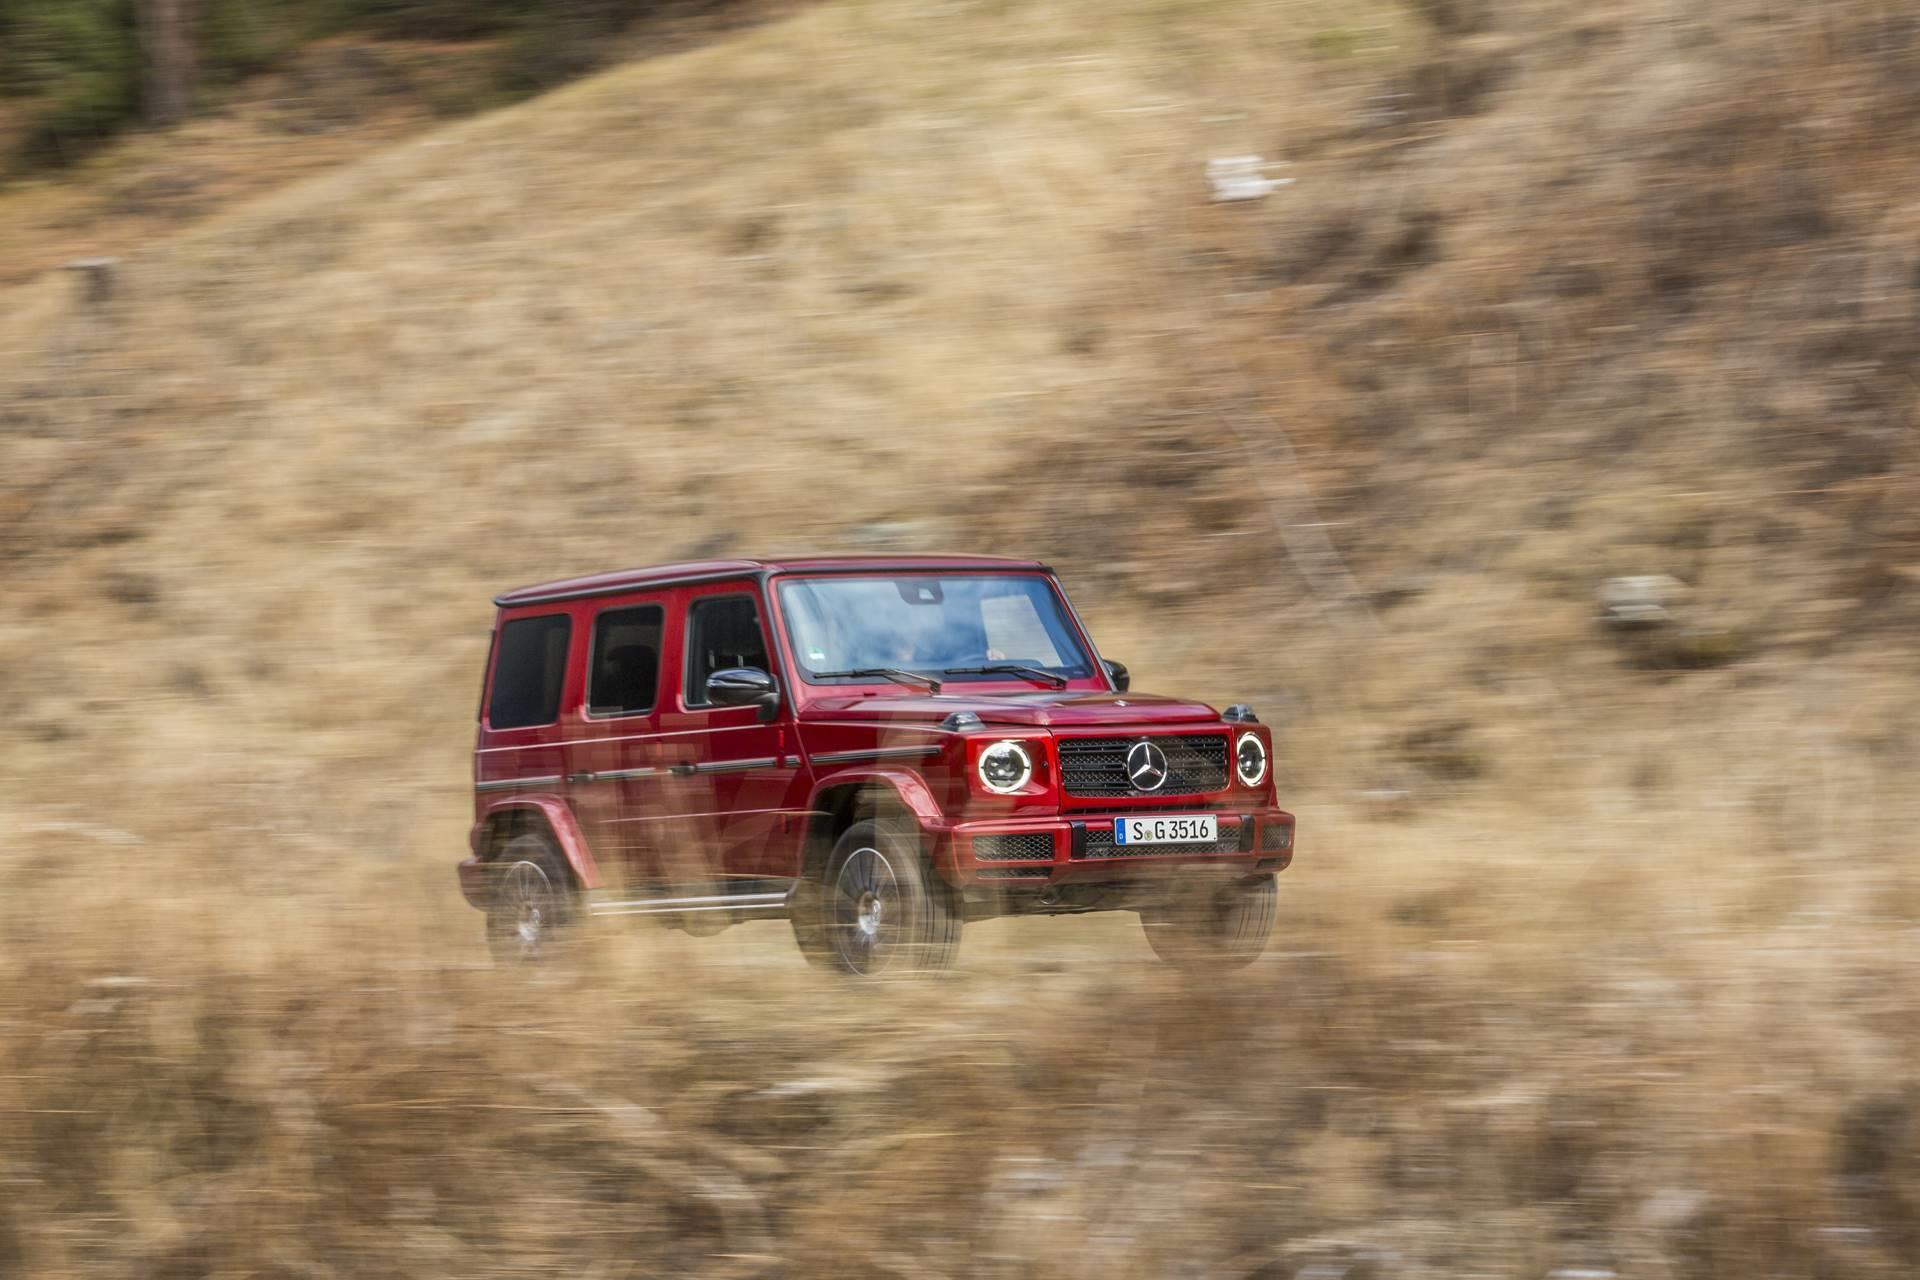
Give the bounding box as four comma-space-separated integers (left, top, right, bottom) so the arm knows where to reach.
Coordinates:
3, 0, 1919, 1275
0, 35, 503, 289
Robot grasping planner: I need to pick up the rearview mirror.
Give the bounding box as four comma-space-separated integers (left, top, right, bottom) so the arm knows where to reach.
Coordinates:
707, 667, 780, 722
1102, 659, 1130, 693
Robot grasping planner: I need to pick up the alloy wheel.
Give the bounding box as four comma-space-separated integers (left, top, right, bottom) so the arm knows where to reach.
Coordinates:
497, 859, 558, 961
829, 844, 904, 975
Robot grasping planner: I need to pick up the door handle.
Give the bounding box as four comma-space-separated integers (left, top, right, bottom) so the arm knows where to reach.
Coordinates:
566, 772, 593, 785
669, 763, 697, 777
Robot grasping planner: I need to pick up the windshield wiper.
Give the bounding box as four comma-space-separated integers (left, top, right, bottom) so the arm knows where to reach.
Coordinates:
941, 664, 1068, 689
813, 667, 943, 693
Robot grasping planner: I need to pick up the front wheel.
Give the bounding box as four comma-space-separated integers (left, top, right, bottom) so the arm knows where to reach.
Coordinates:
1140, 875, 1276, 971
486, 833, 578, 964
803, 819, 961, 976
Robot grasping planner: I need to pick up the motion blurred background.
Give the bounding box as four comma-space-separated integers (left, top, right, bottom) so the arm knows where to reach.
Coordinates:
3, 0, 1919, 1275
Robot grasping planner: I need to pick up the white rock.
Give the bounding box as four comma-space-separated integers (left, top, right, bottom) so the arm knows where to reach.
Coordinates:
1208, 155, 1293, 202
1597, 574, 1687, 628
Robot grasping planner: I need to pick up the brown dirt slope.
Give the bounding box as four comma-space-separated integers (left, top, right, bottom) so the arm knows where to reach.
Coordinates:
0, 1, 1918, 1276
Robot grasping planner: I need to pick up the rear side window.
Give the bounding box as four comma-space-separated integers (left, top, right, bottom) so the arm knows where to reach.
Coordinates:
685, 595, 771, 706
488, 614, 571, 729
589, 604, 665, 716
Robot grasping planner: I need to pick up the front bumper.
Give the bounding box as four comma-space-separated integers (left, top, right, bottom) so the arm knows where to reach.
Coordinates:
937, 808, 1294, 884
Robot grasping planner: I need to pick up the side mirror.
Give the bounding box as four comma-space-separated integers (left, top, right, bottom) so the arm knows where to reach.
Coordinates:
1102, 659, 1130, 693
707, 667, 780, 722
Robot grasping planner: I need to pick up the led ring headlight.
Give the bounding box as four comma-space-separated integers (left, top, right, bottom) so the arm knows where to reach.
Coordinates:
978, 740, 1034, 794
1235, 732, 1269, 787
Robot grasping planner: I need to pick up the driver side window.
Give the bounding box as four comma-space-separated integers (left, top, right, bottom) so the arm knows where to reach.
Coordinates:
685, 594, 771, 707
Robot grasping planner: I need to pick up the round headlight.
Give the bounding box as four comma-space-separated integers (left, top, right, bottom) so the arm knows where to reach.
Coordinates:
1235, 731, 1269, 787
977, 740, 1034, 793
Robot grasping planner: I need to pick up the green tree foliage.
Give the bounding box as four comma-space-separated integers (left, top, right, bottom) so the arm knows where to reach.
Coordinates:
329, 0, 524, 40
0, 0, 140, 165
199, 0, 314, 84
0, 0, 704, 170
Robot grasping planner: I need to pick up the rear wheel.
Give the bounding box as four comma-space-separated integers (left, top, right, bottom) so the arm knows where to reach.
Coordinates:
486, 833, 578, 964
808, 819, 961, 976
1140, 874, 1276, 971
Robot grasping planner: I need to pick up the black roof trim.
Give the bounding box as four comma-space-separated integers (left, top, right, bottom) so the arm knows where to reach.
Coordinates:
494, 561, 1057, 609
769, 561, 1055, 581
494, 568, 768, 608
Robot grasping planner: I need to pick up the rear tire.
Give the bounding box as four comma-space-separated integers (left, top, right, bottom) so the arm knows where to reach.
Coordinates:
1140, 874, 1276, 971
809, 819, 961, 976
788, 876, 837, 968
486, 833, 578, 965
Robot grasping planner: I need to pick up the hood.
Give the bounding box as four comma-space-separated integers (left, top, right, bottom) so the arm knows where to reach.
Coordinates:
799, 689, 1221, 729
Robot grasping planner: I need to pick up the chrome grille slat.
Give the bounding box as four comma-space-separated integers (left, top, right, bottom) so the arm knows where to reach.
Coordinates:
1057, 733, 1230, 798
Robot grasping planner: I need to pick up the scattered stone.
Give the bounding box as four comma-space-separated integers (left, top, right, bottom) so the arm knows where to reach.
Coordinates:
86, 975, 154, 991
1208, 155, 1293, 202
1598, 576, 1748, 668
1597, 574, 1687, 629
847, 519, 935, 551
1638, 1187, 1711, 1230
750, 1076, 864, 1101
1356, 782, 1414, 819
1358, 90, 1413, 130
1286, 1241, 1397, 1280
991, 1155, 1067, 1194
64, 257, 118, 304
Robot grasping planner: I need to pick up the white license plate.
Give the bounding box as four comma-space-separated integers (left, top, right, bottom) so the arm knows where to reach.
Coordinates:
1113, 814, 1218, 846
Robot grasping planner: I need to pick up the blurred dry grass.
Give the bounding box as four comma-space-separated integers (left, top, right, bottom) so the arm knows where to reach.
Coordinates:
3, 0, 1920, 1274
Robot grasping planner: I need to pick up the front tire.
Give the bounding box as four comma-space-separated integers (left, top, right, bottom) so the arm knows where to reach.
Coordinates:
807, 819, 962, 976
486, 833, 578, 965
1140, 874, 1276, 971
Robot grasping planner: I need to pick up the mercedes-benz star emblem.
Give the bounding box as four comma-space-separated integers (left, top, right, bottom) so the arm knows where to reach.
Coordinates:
1126, 739, 1169, 793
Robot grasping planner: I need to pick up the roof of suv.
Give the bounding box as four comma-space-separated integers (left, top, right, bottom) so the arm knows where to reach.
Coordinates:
494, 554, 1052, 607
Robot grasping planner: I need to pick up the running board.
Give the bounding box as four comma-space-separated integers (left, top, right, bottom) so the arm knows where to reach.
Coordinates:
588, 891, 790, 918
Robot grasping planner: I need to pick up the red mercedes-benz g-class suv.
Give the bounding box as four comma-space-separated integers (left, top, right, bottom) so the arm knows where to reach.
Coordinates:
458, 556, 1293, 975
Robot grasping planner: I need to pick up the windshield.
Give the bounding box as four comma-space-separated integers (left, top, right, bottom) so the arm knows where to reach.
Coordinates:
777, 574, 1096, 684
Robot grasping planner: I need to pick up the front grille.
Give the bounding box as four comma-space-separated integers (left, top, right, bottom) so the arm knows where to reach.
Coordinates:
1078, 820, 1242, 859
972, 832, 1056, 862
976, 867, 1052, 880
1261, 823, 1294, 852
1057, 734, 1230, 798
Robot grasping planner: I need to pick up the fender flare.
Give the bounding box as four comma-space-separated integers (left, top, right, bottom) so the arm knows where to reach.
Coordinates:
470, 795, 602, 890
806, 767, 946, 830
